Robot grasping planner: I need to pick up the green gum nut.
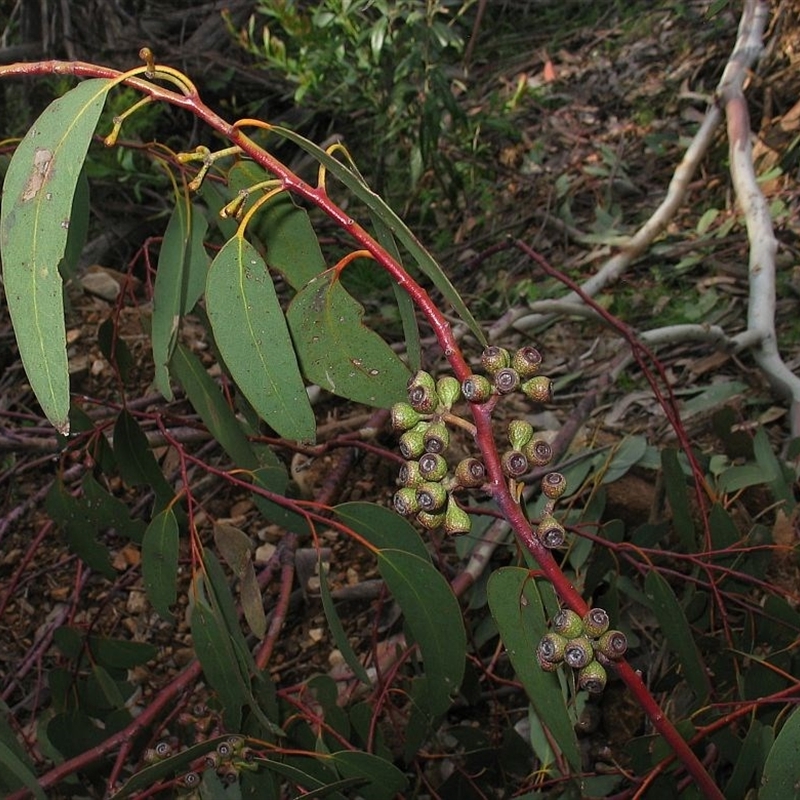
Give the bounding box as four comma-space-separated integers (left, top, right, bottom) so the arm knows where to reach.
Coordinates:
390, 401, 423, 432
493, 367, 520, 395
564, 635, 593, 669
511, 346, 543, 378
552, 608, 584, 639
577, 661, 607, 693
417, 509, 446, 530
394, 487, 420, 516
480, 345, 511, 374
423, 421, 450, 454
537, 516, 566, 548
508, 419, 534, 451
583, 608, 610, 638
537, 632, 568, 663
453, 457, 486, 488
418, 452, 448, 482
416, 481, 448, 513
523, 437, 553, 467
541, 472, 567, 500
595, 629, 628, 661
436, 376, 462, 410
501, 449, 529, 478
443, 496, 472, 536
399, 424, 428, 459
461, 374, 493, 403
521, 376, 553, 403
407, 370, 439, 413
398, 460, 424, 488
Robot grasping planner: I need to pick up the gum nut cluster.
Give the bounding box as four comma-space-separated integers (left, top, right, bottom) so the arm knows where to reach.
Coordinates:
536, 607, 628, 693
391, 370, 479, 535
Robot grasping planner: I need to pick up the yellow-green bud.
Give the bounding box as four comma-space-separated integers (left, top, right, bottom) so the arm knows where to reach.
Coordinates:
453, 457, 486, 488
436, 376, 461, 410
391, 401, 423, 432
541, 472, 567, 500
521, 376, 553, 403
508, 419, 534, 451
416, 481, 448, 513
564, 635, 593, 669
523, 437, 553, 467
537, 516, 565, 548
511, 346, 543, 378
398, 460, 424, 488
423, 421, 450, 454
577, 661, 607, 693
493, 367, 520, 395
393, 487, 420, 516
461, 374, 493, 403
416, 509, 446, 530
443, 496, 471, 536
552, 608, 584, 638
480, 345, 511, 374
399, 423, 428, 460
407, 371, 439, 413
537, 632, 568, 663
583, 608, 610, 638
418, 452, 448, 482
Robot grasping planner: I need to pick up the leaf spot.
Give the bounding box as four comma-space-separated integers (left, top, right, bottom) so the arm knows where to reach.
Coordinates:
21, 147, 55, 202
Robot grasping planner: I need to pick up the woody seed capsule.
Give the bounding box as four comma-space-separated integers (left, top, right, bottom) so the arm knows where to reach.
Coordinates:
577, 661, 607, 693
541, 472, 567, 500
521, 376, 553, 403
564, 635, 593, 669
453, 457, 486, 488
416, 481, 448, 512
537, 516, 566, 548
523, 437, 553, 467
390, 402, 423, 432
583, 608, 610, 638
537, 632, 568, 663
511, 346, 543, 378
595, 629, 628, 660
501, 450, 529, 478
480, 345, 511, 374
461, 374, 493, 403
493, 367, 520, 395
418, 452, 448, 482
416, 509, 446, 530
422, 421, 450, 454
552, 608, 584, 639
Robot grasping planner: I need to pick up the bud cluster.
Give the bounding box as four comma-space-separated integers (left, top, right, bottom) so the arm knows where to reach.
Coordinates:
392, 370, 481, 535
536, 607, 628, 692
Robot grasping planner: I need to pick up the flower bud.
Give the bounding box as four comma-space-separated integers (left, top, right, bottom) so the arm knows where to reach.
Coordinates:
182, 772, 201, 788
595, 629, 628, 661
501, 449, 529, 478
453, 457, 486, 488
552, 608, 584, 639
399, 423, 428, 459
417, 509, 445, 530
564, 635, 593, 669
390, 401, 423, 432
480, 345, 511, 374
393, 487, 420, 516
436, 376, 461, 410
537, 651, 561, 672
521, 376, 553, 403
154, 741, 171, 758
583, 608, 610, 638
444, 496, 471, 536
418, 452, 448, 482
537, 632, 568, 663
508, 419, 534, 451
577, 661, 607, 693
416, 481, 448, 513
461, 374, 493, 403
523, 437, 553, 467
511, 346, 543, 378
537, 516, 566, 548
422, 421, 450, 454
493, 367, 520, 395
407, 371, 439, 413
541, 472, 567, 500
216, 740, 234, 757
398, 460, 424, 488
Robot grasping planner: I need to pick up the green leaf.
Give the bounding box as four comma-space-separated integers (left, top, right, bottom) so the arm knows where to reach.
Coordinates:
268, 125, 486, 345
329, 751, 407, 799
601, 435, 647, 484
334, 502, 429, 562
0, 78, 111, 433
170, 342, 258, 468
318, 552, 372, 686
725, 718, 766, 800
761, 707, 800, 800
97, 317, 134, 381
487, 567, 581, 771
151, 199, 209, 398
661, 448, 695, 549
89, 637, 157, 670
377, 549, 465, 715
286, 270, 409, 407
644, 571, 710, 700
142, 508, 179, 619
753, 426, 795, 511
205, 236, 315, 441
0, 741, 45, 799
113, 410, 174, 512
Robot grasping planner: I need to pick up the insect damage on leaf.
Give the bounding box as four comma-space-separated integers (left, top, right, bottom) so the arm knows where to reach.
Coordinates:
21, 147, 55, 202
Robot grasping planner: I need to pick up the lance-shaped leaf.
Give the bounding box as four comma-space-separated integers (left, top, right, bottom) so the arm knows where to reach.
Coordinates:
0, 79, 111, 433
205, 236, 315, 441
141, 508, 179, 619
287, 270, 409, 407
152, 199, 209, 398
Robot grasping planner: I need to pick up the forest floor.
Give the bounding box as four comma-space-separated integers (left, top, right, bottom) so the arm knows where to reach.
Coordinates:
1, 0, 799, 797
